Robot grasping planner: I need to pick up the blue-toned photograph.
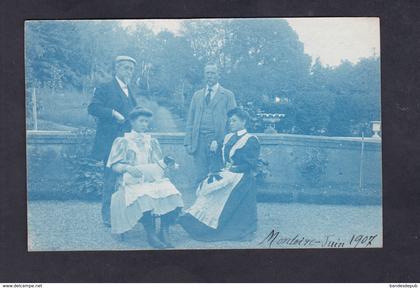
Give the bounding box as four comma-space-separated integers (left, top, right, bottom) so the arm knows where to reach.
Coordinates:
25, 18, 382, 250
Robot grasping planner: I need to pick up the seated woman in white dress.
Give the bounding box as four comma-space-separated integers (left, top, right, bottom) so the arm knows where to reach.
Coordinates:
179, 108, 260, 241
107, 106, 184, 248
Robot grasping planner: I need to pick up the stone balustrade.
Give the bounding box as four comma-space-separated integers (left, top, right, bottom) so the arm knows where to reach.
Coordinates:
27, 130, 382, 205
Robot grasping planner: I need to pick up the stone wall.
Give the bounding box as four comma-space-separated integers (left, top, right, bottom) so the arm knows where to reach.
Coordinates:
27, 131, 382, 205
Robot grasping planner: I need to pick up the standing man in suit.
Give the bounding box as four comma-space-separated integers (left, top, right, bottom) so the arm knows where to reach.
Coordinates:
184, 63, 237, 185
88, 55, 138, 227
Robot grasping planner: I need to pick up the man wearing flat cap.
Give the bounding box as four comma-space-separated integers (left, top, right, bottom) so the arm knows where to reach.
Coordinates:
88, 55, 138, 227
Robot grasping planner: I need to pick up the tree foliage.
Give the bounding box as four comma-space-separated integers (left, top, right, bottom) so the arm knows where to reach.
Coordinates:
25, 19, 381, 136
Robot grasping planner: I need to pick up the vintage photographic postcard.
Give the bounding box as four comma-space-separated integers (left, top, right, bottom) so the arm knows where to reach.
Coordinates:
25, 17, 382, 251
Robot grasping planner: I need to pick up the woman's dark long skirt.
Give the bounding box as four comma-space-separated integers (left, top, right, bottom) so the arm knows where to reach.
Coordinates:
179, 173, 257, 242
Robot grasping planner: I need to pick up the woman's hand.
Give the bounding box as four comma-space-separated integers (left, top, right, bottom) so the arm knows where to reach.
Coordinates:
112, 109, 126, 124
125, 165, 143, 178
209, 140, 218, 152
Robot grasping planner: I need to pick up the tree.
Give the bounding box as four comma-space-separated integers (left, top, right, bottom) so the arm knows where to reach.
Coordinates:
25, 19, 381, 135
25, 21, 92, 90
325, 57, 381, 136
180, 19, 312, 112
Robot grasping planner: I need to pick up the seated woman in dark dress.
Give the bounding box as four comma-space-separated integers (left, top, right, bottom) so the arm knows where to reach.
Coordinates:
179, 107, 261, 241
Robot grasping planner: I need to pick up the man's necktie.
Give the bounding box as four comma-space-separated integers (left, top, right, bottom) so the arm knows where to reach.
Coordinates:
205, 88, 212, 105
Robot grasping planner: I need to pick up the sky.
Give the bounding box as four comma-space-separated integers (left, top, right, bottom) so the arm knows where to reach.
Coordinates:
286, 18, 380, 67
120, 18, 380, 67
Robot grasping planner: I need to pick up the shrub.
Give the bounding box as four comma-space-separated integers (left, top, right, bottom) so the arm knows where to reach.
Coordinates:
63, 156, 104, 200
255, 158, 271, 185
296, 148, 328, 187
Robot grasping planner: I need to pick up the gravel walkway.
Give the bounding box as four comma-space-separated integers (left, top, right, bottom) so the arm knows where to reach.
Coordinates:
28, 201, 382, 251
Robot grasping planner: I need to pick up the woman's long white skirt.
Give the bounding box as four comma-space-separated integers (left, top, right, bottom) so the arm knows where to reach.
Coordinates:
110, 179, 184, 234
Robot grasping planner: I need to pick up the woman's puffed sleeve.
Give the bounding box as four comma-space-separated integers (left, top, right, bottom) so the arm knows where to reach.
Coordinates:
106, 137, 128, 168
150, 137, 163, 164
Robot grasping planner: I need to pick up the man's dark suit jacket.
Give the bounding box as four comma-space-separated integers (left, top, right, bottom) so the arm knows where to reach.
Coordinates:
88, 78, 137, 162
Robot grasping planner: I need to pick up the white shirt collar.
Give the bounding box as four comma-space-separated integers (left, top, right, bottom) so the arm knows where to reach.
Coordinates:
206, 82, 219, 93
115, 76, 129, 96
237, 129, 247, 136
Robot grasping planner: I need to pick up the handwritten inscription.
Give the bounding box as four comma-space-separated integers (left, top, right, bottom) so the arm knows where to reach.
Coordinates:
259, 229, 378, 248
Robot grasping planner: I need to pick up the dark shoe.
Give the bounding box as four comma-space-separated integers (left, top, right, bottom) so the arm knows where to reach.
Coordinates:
141, 211, 166, 249
147, 233, 167, 249
159, 229, 174, 248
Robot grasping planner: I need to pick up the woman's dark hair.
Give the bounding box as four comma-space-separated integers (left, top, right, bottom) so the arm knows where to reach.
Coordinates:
227, 107, 250, 123
129, 106, 153, 121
